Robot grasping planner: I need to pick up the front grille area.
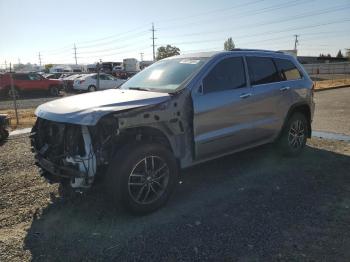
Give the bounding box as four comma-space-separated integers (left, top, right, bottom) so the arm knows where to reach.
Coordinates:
31, 118, 85, 165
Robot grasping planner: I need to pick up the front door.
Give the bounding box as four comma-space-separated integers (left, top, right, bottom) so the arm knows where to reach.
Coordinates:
192, 56, 257, 160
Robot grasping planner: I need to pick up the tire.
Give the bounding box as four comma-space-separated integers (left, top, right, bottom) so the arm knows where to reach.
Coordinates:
277, 112, 308, 156
8, 87, 19, 99
105, 143, 178, 214
49, 86, 59, 96
88, 85, 96, 92
0, 128, 9, 142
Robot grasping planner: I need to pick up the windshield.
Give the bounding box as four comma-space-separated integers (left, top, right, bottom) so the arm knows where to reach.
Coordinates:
121, 57, 208, 92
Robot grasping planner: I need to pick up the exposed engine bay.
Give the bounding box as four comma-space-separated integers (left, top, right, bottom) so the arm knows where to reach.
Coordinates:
31, 91, 194, 189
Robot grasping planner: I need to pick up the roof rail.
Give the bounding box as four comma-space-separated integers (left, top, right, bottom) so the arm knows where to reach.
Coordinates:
229, 48, 283, 53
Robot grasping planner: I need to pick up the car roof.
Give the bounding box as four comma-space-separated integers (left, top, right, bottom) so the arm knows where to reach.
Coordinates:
167, 49, 295, 60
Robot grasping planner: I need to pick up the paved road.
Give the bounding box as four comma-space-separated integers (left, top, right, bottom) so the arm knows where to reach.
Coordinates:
313, 87, 350, 135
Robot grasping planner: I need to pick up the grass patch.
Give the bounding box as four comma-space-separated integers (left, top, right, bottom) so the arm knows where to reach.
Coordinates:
0, 108, 36, 129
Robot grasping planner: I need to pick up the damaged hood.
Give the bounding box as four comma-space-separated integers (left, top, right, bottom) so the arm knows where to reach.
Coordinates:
35, 89, 171, 125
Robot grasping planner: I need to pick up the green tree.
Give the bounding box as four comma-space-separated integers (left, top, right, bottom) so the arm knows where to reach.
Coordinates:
224, 37, 235, 51
156, 45, 180, 60
45, 64, 53, 70
346, 49, 350, 59
336, 50, 344, 58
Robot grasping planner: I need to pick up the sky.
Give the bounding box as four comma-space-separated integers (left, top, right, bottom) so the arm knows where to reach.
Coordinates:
0, 0, 349, 66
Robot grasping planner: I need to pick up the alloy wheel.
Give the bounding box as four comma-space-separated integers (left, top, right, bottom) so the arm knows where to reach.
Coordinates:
288, 120, 305, 149
128, 156, 170, 205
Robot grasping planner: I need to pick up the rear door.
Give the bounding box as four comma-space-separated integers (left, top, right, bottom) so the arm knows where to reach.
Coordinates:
28, 73, 47, 90
192, 55, 258, 159
98, 74, 110, 89
245, 56, 290, 141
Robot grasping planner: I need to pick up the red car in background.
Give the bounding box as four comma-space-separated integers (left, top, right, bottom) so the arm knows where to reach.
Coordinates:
0, 72, 63, 98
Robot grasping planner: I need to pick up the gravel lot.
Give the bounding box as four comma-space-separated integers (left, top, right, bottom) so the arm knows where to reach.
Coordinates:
1, 136, 350, 261
313, 87, 350, 135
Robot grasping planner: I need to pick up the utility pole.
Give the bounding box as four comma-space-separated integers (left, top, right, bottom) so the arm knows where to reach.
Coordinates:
9, 62, 19, 125
38, 52, 42, 67
140, 52, 144, 61
151, 23, 156, 61
294, 34, 299, 51
4, 60, 7, 71
74, 43, 78, 65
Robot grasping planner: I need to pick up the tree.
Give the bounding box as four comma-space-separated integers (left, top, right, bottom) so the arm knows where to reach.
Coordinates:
156, 45, 180, 60
224, 37, 235, 51
336, 50, 344, 58
346, 49, 350, 59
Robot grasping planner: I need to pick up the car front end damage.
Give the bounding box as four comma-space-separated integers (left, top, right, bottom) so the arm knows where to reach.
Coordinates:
31, 89, 194, 190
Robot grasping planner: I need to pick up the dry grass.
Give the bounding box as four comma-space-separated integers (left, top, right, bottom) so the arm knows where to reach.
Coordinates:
314, 78, 350, 90
0, 109, 36, 129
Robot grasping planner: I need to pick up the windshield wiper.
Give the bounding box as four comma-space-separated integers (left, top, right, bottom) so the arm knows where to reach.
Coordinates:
128, 87, 151, 91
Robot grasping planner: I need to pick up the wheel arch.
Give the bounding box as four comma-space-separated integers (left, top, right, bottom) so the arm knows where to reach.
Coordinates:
282, 102, 312, 138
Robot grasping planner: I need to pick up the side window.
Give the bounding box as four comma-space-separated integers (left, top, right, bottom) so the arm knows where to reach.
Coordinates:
203, 57, 246, 93
274, 58, 302, 81
14, 74, 30, 80
99, 75, 107, 80
246, 57, 280, 85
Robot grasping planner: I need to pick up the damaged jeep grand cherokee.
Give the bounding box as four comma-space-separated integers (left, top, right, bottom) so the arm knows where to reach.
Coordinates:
31, 50, 314, 214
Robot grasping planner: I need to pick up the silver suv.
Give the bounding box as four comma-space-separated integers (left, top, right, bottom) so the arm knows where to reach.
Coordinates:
31, 49, 315, 214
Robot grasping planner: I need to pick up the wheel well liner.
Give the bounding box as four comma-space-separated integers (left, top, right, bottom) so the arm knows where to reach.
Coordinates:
118, 126, 173, 153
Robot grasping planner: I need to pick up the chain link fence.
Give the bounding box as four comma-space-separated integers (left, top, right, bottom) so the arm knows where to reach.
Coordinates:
303, 62, 350, 89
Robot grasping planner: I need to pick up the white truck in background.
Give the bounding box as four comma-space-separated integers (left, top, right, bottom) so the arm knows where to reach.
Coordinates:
123, 58, 140, 73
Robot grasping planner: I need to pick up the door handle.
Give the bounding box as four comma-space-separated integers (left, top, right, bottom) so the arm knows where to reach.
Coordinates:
239, 93, 252, 99
280, 86, 290, 91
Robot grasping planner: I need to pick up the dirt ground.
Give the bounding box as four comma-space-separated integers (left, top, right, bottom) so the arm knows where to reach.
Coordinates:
0, 136, 350, 261
0, 109, 36, 129
314, 78, 350, 90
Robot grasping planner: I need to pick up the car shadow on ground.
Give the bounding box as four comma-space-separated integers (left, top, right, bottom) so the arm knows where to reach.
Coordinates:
23, 144, 350, 261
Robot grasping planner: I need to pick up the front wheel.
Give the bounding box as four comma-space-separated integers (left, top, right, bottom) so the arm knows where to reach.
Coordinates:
106, 143, 178, 214
278, 112, 308, 156
8, 87, 19, 99
88, 85, 96, 92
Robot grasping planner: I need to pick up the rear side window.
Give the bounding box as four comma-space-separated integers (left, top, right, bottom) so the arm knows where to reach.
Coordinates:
274, 58, 302, 80
13, 74, 30, 80
203, 57, 246, 93
246, 57, 280, 85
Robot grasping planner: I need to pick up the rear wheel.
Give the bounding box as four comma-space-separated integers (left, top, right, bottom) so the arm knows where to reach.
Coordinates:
105, 143, 178, 214
278, 112, 308, 156
88, 85, 96, 92
0, 128, 9, 141
49, 86, 60, 96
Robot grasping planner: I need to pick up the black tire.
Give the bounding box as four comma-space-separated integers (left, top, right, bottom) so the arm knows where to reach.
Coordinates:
105, 143, 178, 214
8, 87, 19, 99
0, 128, 9, 141
278, 112, 308, 156
49, 86, 59, 96
88, 85, 96, 92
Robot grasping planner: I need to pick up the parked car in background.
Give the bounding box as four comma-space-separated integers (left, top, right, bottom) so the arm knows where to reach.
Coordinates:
73, 73, 125, 92
62, 74, 84, 91
0, 72, 63, 97
32, 49, 314, 214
